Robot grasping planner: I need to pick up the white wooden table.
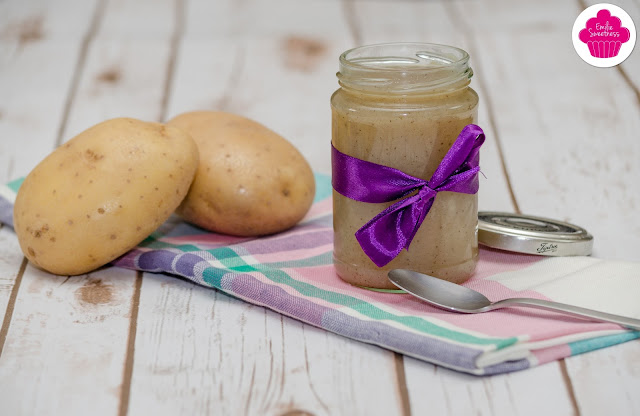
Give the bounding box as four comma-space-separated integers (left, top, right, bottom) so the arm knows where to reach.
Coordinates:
1, 0, 639, 414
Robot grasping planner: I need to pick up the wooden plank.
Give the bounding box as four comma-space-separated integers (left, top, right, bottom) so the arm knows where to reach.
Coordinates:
183, 0, 350, 41
348, 1, 577, 414
404, 356, 576, 416
565, 341, 640, 416
0, 266, 136, 415
61, 0, 176, 139
129, 273, 403, 415
0, 0, 100, 387
0, 40, 76, 180
448, 0, 640, 414
0, 0, 99, 180
566, 1, 640, 414
0, 0, 177, 414
127, 0, 403, 414
99, 0, 175, 42
0, 228, 25, 354
61, 39, 174, 139
0, 0, 99, 328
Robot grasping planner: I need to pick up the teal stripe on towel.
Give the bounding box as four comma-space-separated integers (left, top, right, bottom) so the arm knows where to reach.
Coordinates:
7, 178, 23, 193
313, 173, 332, 203
569, 331, 640, 356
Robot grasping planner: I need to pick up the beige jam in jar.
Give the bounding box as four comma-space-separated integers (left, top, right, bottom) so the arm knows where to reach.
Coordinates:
331, 43, 480, 289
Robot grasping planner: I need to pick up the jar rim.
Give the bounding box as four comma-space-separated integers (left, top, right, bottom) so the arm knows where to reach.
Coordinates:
339, 42, 470, 73
337, 42, 473, 94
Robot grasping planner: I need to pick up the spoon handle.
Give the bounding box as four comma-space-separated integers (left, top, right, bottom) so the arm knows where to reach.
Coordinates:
489, 298, 640, 331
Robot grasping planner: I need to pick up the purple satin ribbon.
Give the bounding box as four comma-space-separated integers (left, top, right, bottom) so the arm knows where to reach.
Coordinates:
332, 124, 485, 267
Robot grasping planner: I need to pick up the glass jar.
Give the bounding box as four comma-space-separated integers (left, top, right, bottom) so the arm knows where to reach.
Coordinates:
331, 43, 480, 289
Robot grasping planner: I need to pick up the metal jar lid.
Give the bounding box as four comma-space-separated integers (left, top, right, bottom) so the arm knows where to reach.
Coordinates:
478, 211, 593, 256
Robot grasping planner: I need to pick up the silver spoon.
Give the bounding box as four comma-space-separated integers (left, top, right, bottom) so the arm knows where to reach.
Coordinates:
388, 269, 640, 330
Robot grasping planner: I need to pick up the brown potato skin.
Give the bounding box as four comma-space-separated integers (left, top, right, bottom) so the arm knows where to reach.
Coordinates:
167, 111, 315, 236
13, 118, 199, 276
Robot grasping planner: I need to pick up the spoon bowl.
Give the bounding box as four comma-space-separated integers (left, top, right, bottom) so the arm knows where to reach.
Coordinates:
388, 269, 491, 312
388, 269, 640, 330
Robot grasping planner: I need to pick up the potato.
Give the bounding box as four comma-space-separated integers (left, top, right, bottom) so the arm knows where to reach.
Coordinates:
13, 118, 199, 275
167, 111, 315, 236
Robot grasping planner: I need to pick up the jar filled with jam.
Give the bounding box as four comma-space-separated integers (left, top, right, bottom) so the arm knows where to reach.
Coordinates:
331, 43, 480, 289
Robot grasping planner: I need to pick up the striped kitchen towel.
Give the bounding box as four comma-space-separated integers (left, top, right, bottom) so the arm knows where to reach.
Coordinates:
1, 174, 639, 375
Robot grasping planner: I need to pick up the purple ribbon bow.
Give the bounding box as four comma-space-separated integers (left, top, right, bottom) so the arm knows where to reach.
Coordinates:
332, 124, 485, 267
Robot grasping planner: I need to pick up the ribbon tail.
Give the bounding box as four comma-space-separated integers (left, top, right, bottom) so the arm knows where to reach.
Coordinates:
355, 193, 433, 267
406, 197, 434, 252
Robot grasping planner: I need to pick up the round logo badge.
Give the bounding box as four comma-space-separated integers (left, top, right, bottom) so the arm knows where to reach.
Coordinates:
572, 3, 636, 67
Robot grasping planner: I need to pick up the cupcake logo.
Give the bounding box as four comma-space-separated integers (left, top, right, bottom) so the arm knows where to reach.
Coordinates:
579, 9, 630, 58
572, 3, 636, 67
